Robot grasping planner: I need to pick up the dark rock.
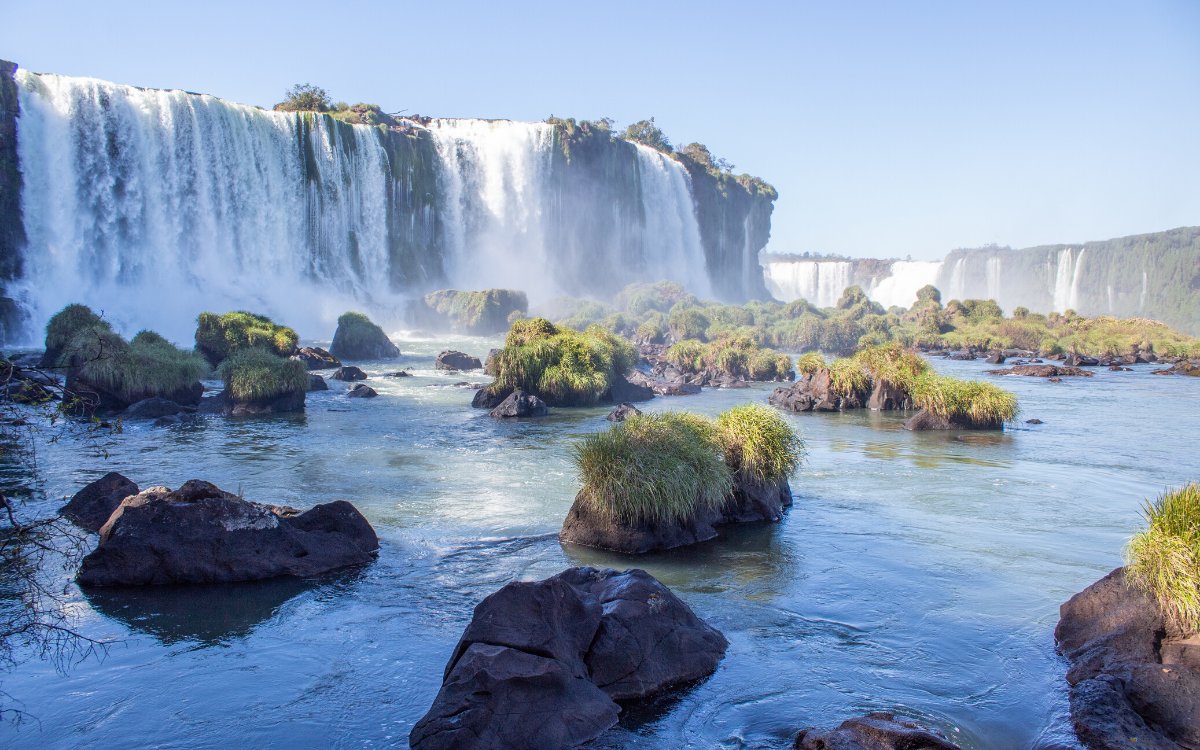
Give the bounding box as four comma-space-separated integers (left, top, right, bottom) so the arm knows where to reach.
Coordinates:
653, 381, 702, 396
770, 369, 866, 413
1064, 353, 1101, 367
410, 567, 726, 750
307, 374, 328, 391
201, 389, 306, 416
489, 389, 548, 418
435, 350, 482, 371
867, 379, 912, 411
987, 365, 1093, 378
472, 386, 511, 409
902, 409, 955, 431
122, 397, 184, 420
291, 346, 341, 371
332, 366, 368, 382
560, 475, 791, 554
347, 383, 377, 398
605, 373, 654, 403
945, 350, 976, 361
329, 314, 401, 360
60, 472, 139, 532
985, 351, 1006, 365
1049, 376, 1063, 383
77, 480, 379, 586
606, 403, 641, 422
1108, 365, 1132, 372
794, 712, 960, 749
1151, 360, 1200, 377
1055, 567, 1200, 749
383, 370, 412, 377
1026, 418, 1044, 424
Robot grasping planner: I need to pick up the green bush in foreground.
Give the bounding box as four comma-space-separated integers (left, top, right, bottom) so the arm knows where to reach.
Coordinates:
42, 303, 112, 367
910, 374, 1018, 427
573, 412, 732, 526
488, 318, 637, 406
217, 348, 308, 403
195, 311, 298, 366
62, 326, 208, 405
573, 406, 804, 526
715, 404, 804, 484
1127, 484, 1200, 634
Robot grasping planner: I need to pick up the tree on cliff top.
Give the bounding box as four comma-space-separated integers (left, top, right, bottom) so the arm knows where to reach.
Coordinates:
622, 118, 672, 154
273, 83, 331, 113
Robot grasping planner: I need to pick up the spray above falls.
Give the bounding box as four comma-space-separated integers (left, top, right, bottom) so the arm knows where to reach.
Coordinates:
0, 63, 775, 344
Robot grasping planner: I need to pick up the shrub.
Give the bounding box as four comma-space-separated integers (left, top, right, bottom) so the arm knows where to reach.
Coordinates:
273, 83, 331, 112
667, 306, 710, 341
795, 352, 826, 375
621, 118, 673, 154
195, 311, 298, 366
488, 319, 636, 406
828, 357, 870, 398
573, 412, 730, 526
665, 340, 705, 372
748, 349, 792, 381
715, 404, 804, 484
852, 343, 929, 386
64, 327, 208, 405
910, 374, 1018, 427
615, 281, 694, 316
422, 289, 528, 334
42, 303, 112, 367
1127, 484, 1200, 634
216, 348, 309, 403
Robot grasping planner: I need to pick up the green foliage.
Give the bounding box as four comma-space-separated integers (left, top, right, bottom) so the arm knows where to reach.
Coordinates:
668, 306, 710, 341
916, 285, 942, 304
489, 318, 636, 406
43, 304, 111, 366
273, 83, 331, 113
1127, 484, 1200, 634
63, 326, 208, 404
715, 404, 804, 484
665, 340, 704, 371
615, 281, 695, 316
837, 285, 870, 310
795, 352, 826, 375
423, 289, 528, 334
828, 357, 870, 398
852, 343, 929, 386
329, 102, 396, 127
621, 118, 672, 153
910, 374, 1018, 427
195, 311, 298, 366
216, 347, 308, 403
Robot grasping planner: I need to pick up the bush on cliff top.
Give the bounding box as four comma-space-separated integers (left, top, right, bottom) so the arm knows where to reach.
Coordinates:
62, 326, 207, 405
1127, 484, 1200, 634
195, 311, 298, 366
217, 348, 308, 403
488, 318, 637, 406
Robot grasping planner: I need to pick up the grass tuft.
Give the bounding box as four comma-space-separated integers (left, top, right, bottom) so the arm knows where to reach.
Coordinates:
43, 304, 111, 366
216, 348, 309, 403
715, 403, 804, 483
195, 311, 298, 366
489, 318, 636, 406
1126, 484, 1200, 634
795, 352, 827, 375
909, 374, 1018, 427
63, 326, 208, 404
828, 357, 870, 398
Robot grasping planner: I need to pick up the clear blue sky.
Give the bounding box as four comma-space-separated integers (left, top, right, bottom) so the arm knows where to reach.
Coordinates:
3, 0, 1198, 260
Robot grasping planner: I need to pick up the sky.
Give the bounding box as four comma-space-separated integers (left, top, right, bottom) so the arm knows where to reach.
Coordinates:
3, 0, 1198, 260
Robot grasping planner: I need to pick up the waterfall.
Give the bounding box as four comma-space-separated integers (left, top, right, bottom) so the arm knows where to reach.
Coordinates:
762, 260, 851, 307
985, 256, 1002, 301
13, 71, 392, 342
628, 143, 712, 297
1051, 247, 1089, 312
867, 261, 942, 308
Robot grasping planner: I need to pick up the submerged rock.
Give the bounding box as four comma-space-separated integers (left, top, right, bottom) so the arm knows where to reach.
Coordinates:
489, 389, 548, 418
1055, 567, 1200, 749
1064, 353, 1101, 367
60, 471, 139, 532
606, 402, 641, 422
409, 567, 726, 750
122, 397, 185, 420
560, 476, 792, 554
901, 408, 1008, 431
332, 366, 368, 382
794, 712, 961, 749
77, 480, 379, 586
291, 346, 341, 371
435, 350, 482, 371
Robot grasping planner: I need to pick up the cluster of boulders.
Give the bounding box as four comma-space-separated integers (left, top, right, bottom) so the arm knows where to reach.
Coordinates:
987, 364, 1093, 378
769, 370, 910, 414
924, 345, 1165, 368
62, 473, 379, 587
1056, 567, 1199, 749
409, 567, 728, 750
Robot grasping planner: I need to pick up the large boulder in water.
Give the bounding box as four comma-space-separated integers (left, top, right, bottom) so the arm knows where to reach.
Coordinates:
332, 366, 368, 382
794, 712, 961, 749
291, 346, 341, 371
435, 350, 482, 371
489, 389, 548, 418
60, 472, 139, 532
330, 312, 401, 360
409, 567, 726, 750
770, 369, 866, 413
1055, 567, 1200, 749
560, 476, 792, 554
76, 480, 379, 586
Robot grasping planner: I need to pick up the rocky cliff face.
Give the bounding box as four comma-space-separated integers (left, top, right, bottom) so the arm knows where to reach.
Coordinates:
0, 60, 25, 341
682, 161, 775, 301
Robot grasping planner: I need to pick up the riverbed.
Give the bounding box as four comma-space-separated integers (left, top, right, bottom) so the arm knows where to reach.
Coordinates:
2, 339, 1195, 749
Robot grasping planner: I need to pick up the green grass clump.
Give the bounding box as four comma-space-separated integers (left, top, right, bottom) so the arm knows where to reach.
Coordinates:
748, 349, 793, 381
910, 374, 1018, 427
573, 412, 732, 526
42, 303, 112, 367
195, 311, 298, 366
828, 357, 870, 398
63, 326, 208, 404
852, 343, 929, 386
216, 348, 309, 403
489, 318, 637, 406
715, 404, 804, 484
795, 352, 826, 375
1127, 484, 1200, 634
665, 340, 705, 371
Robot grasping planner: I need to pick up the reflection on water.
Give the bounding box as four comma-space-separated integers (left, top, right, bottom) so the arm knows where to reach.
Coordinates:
0, 347, 1195, 749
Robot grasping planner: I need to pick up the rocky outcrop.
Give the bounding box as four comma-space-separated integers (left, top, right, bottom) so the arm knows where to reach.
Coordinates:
1151, 359, 1200, 377
435, 350, 482, 371
198, 388, 305, 417
0, 60, 24, 343
332, 366, 368, 382
307, 374, 328, 391
60, 472, 139, 532
67, 376, 203, 415
794, 712, 960, 750
77, 480, 379, 586
489, 389, 548, 418
867, 379, 912, 411
560, 476, 792, 554
1055, 567, 1200, 749
770, 369, 867, 412
988, 365, 1094, 378
291, 346, 341, 370
346, 383, 377, 398
122, 397, 185, 420
1064, 353, 1101, 367
409, 567, 727, 750
604, 373, 654, 403
329, 313, 401, 360
606, 402, 641, 422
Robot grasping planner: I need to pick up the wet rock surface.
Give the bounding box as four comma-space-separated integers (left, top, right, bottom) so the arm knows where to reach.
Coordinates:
434, 350, 482, 371
60, 472, 139, 532
794, 712, 961, 749
489, 389, 548, 418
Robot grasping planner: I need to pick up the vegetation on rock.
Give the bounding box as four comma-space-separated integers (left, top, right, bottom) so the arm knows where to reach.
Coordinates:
330, 311, 400, 360
1127, 483, 1200, 634
714, 404, 804, 484
419, 289, 528, 334
216, 348, 308, 404
195, 311, 298, 366
664, 335, 792, 381
58, 324, 207, 406
41, 304, 112, 367
909, 374, 1019, 428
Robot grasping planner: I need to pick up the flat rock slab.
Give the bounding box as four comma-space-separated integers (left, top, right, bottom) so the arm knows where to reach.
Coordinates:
60, 472, 139, 532
435, 350, 482, 371
410, 567, 726, 750
795, 712, 960, 749
987, 365, 1093, 377
77, 480, 379, 586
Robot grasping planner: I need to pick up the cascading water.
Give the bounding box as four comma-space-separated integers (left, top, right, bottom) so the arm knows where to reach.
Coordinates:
867, 261, 941, 308
13, 71, 394, 342
629, 144, 712, 297
1051, 248, 1088, 312
761, 260, 852, 307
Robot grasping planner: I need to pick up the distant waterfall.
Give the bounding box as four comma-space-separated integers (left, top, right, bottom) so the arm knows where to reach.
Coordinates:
762, 261, 852, 307
868, 261, 941, 308
1052, 248, 1087, 312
